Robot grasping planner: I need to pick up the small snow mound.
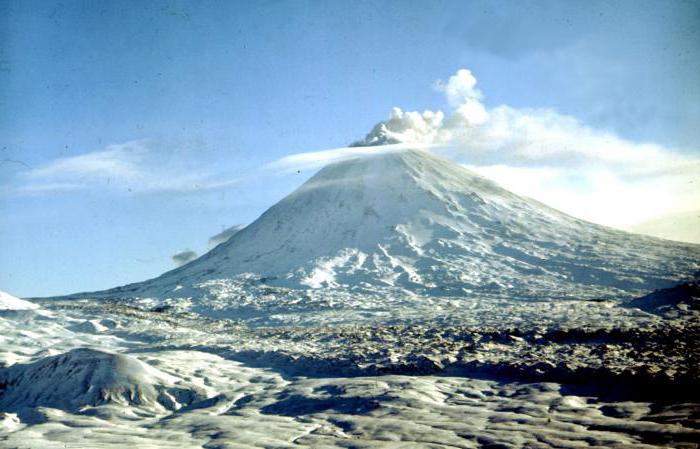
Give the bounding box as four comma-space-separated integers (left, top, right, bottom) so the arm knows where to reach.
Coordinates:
69, 319, 108, 333
0, 412, 21, 432
0, 291, 39, 311
0, 348, 204, 413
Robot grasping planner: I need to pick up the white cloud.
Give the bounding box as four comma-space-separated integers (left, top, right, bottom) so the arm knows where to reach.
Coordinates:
272, 68, 700, 238
465, 163, 691, 228
448, 100, 490, 128
350, 108, 447, 147
351, 70, 488, 147
444, 105, 700, 228
12, 140, 240, 194
451, 106, 696, 174
629, 210, 700, 244
434, 68, 483, 107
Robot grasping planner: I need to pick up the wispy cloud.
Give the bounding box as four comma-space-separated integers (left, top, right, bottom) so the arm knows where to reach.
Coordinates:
172, 249, 198, 266
24, 143, 143, 181
9, 139, 240, 195
208, 224, 245, 248
269, 68, 700, 233
14, 182, 83, 194
267, 143, 433, 173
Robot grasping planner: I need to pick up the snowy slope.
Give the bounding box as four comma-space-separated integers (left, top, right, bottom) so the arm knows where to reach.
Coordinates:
0, 291, 38, 311
85, 148, 700, 306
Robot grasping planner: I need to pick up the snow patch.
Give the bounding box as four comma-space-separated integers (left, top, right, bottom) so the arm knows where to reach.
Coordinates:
0, 291, 39, 311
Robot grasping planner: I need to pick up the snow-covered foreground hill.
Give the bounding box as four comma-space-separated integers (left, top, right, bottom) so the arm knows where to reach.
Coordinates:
4, 149, 700, 448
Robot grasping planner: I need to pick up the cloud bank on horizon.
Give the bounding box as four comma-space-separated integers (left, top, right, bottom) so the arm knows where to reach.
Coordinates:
276, 69, 700, 237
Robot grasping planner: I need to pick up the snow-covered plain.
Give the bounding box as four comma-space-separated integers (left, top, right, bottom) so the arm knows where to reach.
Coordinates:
3, 149, 700, 448
1, 293, 699, 448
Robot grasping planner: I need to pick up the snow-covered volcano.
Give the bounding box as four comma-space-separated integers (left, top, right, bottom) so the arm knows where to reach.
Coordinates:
87, 148, 699, 303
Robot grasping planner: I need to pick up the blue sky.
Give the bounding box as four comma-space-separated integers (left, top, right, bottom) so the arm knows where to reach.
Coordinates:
1, 0, 699, 297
